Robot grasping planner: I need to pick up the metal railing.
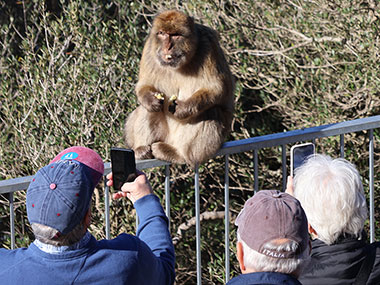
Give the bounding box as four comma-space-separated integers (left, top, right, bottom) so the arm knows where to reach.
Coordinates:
1, 115, 379, 284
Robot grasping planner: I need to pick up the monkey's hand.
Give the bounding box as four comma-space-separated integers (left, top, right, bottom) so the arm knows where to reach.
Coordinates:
146, 92, 164, 112
138, 89, 165, 112
170, 99, 194, 120
168, 95, 177, 114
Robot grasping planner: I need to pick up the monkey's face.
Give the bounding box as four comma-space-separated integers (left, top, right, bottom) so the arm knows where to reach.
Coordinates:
155, 31, 189, 68
151, 10, 197, 69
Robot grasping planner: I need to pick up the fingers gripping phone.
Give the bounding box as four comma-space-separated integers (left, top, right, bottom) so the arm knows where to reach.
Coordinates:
111, 148, 137, 190
290, 143, 315, 177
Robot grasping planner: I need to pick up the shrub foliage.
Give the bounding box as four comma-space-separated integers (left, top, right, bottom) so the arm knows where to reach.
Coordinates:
1, 0, 380, 283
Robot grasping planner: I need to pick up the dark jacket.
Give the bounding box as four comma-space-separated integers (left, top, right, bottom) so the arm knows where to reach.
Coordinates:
226, 272, 302, 285
299, 235, 380, 285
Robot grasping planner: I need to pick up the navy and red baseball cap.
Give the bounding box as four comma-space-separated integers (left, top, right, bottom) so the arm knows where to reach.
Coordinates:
26, 146, 104, 235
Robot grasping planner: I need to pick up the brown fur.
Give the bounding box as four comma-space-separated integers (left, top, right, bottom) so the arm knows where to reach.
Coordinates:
124, 10, 235, 167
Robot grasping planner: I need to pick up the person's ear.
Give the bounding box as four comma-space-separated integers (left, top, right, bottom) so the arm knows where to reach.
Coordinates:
308, 224, 318, 239
237, 242, 246, 273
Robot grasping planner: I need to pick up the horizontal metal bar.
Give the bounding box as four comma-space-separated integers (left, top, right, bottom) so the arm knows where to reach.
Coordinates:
103, 159, 171, 175
216, 115, 380, 156
0, 175, 34, 194
2, 115, 380, 194
0, 160, 171, 194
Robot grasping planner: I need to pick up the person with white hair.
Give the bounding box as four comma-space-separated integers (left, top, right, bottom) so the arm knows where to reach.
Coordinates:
289, 153, 380, 285
227, 190, 311, 284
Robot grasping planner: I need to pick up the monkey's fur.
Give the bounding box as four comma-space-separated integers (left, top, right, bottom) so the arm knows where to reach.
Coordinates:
124, 10, 235, 167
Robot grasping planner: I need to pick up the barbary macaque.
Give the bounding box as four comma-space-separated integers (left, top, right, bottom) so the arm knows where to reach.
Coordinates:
124, 10, 235, 167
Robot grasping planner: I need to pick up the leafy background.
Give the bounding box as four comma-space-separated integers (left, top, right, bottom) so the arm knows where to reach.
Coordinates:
1, 0, 379, 284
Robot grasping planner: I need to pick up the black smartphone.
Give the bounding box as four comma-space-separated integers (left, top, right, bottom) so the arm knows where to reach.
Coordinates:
290, 143, 315, 176
110, 148, 137, 190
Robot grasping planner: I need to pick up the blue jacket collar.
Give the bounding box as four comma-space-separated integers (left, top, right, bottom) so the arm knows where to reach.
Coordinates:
227, 271, 302, 285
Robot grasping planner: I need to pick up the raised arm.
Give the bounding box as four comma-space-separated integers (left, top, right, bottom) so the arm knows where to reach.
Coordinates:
107, 172, 175, 284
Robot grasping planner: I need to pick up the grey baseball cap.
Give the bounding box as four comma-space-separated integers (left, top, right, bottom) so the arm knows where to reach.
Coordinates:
235, 190, 309, 259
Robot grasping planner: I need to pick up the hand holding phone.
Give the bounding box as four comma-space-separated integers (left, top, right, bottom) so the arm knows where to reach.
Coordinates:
111, 148, 137, 190
290, 143, 315, 177
108, 170, 153, 203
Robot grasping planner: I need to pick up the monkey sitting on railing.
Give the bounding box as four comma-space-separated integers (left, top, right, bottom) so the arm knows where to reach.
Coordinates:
124, 9, 235, 167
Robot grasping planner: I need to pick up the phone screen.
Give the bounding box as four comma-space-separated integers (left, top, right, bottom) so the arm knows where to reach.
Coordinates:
111, 148, 136, 190
290, 143, 315, 176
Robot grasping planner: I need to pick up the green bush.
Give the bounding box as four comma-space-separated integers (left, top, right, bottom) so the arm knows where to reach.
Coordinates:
1, 1, 380, 284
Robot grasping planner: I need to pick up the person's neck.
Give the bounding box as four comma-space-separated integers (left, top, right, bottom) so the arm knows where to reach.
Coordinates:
242, 268, 299, 278
241, 268, 256, 274
34, 231, 91, 254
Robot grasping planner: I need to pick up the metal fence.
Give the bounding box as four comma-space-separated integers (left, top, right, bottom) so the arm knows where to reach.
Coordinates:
1, 115, 380, 284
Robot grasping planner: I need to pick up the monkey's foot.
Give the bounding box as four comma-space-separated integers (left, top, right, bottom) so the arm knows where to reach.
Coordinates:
151, 142, 186, 164
135, 146, 153, 160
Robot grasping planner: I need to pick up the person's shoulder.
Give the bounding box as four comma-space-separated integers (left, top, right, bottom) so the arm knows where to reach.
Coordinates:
369, 241, 380, 261
0, 247, 29, 254
0, 247, 30, 275
226, 272, 301, 285
226, 273, 250, 285
0, 247, 28, 257
367, 241, 380, 256
96, 233, 141, 251
370, 241, 380, 248
366, 241, 380, 285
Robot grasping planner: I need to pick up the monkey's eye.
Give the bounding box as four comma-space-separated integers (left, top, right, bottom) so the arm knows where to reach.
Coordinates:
171, 33, 182, 40
157, 31, 168, 40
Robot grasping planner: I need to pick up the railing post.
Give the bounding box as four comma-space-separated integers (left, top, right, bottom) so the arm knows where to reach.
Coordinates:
9, 192, 15, 249
340, 134, 345, 158
369, 129, 375, 242
195, 165, 202, 285
104, 176, 111, 239
224, 155, 230, 282
281, 145, 287, 191
165, 165, 171, 228
254, 149, 258, 193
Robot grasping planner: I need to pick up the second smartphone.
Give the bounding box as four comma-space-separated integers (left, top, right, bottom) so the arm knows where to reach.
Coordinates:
290, 142, 315, 177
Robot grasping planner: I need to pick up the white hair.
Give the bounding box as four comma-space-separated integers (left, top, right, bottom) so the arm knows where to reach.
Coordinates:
293, 154, 368, 245
237, 233, 310, 277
